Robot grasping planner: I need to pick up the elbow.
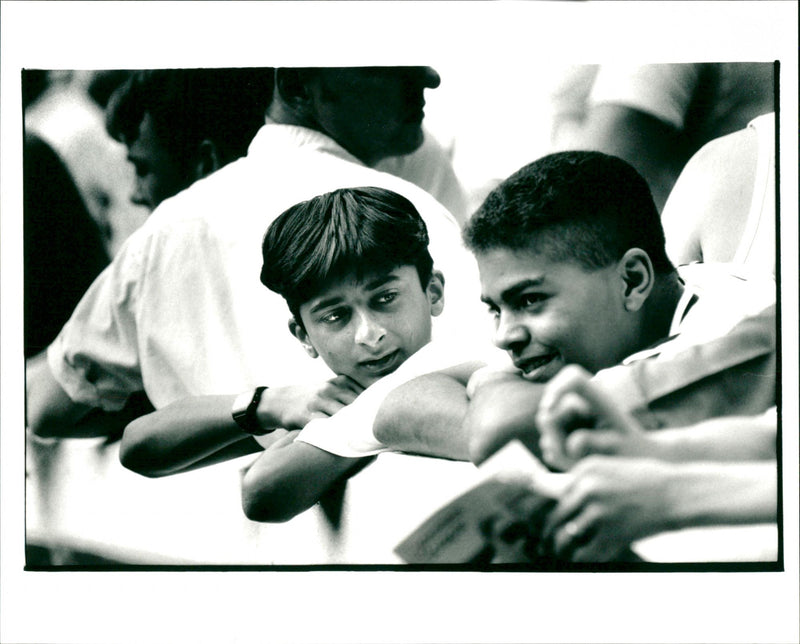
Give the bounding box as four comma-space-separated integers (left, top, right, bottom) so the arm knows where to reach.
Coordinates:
26, 392, 76, 438
241, 470, 300, 523
118, 421, 166, 478
372, 406, 394, 447
28, 408, 64, 439
372, 385, 413, 447
118, 443, 162, 478
466, 405, 536, 465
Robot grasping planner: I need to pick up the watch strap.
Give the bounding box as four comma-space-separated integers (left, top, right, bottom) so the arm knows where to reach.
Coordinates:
232, 386, 271, 436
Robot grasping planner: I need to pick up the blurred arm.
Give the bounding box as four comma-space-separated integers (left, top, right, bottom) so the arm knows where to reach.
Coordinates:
562, 104, 686, 213
541, 456, 777, 562
26, 352, 150, 439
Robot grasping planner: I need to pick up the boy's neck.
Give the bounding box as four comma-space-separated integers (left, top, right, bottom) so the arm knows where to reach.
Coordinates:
640, 272, 686, 348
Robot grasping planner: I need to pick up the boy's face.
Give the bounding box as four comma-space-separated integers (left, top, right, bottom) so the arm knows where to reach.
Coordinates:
292, 266, 444, 388
476, 247, 636, 381
305, 67, 441, 166
126, 111, 190, 211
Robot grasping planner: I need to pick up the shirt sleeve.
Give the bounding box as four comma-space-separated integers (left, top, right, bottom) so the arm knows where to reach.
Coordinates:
590, 63, 702, 130
591, 303, 776, 430
47, 229, 151, 411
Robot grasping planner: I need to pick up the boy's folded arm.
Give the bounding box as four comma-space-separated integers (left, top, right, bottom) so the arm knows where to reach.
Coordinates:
465, 375, 547, 465
241, 439, 363, 523
372, 363, 547, 464
120, 394, 260, 477
372, 371, 472, 461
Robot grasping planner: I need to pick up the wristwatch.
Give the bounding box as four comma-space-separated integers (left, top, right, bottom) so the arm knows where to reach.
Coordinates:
231, 386, 271, 435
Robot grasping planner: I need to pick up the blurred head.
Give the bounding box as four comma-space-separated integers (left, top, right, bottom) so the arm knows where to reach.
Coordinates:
271, 66, 440, 166
106, 68, 273, 209
261, 187, 444, 387
463, 151, 675, 379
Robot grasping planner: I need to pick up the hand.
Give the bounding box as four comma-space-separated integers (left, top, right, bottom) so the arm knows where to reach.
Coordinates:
259, 376, 364, 430
535, 365, 643, 470
539, 455, 675, 562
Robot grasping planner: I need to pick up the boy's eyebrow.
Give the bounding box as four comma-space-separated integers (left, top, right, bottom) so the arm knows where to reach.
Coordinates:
308, 295, 344, 314
364, 273, 400, 291
481, 277, 546, 305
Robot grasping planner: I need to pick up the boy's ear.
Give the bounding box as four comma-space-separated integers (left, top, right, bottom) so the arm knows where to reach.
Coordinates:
192, 139, 221, 182
275, 68, 314, 117
288, 317, 318, 359
618, 248, 654, 313
426, 270, 445, 317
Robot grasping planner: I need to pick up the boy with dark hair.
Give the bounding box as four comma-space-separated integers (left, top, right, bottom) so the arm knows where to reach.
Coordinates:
121, 187, 446, 522
464, 150, 673, 274
371, 151, 776, 465
462, 150, 681, 381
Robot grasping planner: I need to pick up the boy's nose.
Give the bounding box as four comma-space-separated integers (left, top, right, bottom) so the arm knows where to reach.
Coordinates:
403, 66, 441, 90
419, 66, 441, 89
354, 311, 386, 347
493, 311, 529, 352
130, 182, 153, 211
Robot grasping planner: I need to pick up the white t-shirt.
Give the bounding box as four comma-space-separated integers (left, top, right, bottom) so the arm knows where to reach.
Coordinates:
48, 122, 487, 411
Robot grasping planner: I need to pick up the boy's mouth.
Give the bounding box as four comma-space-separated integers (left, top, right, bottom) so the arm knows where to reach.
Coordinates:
360, 350, 403, 376
514, 353, 561, 382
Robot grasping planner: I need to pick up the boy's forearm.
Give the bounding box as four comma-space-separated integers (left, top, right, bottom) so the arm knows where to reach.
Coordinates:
466, 377, 546, 464
372, 373, 471, 461
242, 440, 363, 522
120, 395, 257, 477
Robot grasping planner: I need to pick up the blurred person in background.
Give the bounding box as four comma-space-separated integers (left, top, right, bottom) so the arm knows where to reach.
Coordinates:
24, 70, 147, 256
549, 62, 774, 213
23, 68, 273, 358
105, 68, 274, 211
22, 70, 125, 358
23, 132, 111, 359
26, 66, 482, 446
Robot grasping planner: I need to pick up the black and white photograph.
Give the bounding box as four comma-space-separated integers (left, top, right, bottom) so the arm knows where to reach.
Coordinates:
1, 2, 798, 643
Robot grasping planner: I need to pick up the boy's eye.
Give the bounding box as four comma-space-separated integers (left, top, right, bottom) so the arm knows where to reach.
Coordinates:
374, 290, 399, 306
518, 292, 546, 309
319, 308, 348, 325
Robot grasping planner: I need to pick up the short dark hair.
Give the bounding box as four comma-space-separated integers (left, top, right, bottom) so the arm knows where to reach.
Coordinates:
105, 67, 273, 165
261, 187, 433, 323
464, 151, 674, 274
